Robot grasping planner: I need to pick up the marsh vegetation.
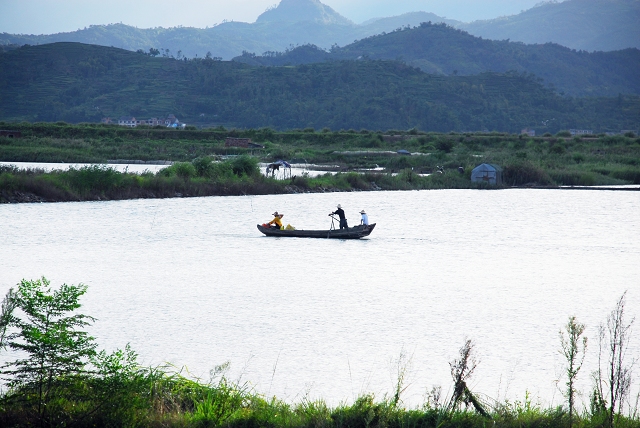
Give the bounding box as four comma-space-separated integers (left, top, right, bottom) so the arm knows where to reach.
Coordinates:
1, 123, 639, 202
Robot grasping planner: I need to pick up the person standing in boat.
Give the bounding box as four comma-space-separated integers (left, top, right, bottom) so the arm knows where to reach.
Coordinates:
268, 211, 283, 229
360, 209, 369, 225
331, 204, 348, 229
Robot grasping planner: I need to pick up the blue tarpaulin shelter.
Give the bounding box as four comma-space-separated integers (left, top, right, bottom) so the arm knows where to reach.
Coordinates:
266, 160, 292, 178
471, 163, 503, 185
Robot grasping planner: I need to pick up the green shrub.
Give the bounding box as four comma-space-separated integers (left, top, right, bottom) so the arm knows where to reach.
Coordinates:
549, 144, 566, 155
192, 156, 216, 178
549, 170, 597, 186
610, 168, 640, 184
161, 162, 197, 179
63, 165, 127, 192
210, 162, 235, 180
503, 162, 554, 186
397, 168, 418, 184
344, 172, 370, 189
435, 139, 454, 153
231, 155, 259, 177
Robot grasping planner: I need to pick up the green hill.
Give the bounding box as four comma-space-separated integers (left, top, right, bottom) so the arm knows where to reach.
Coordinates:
0, 42, 638, 133
235, 22, 640, 97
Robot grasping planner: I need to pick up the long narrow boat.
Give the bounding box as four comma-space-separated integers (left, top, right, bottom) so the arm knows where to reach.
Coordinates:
257, 223, 376, 239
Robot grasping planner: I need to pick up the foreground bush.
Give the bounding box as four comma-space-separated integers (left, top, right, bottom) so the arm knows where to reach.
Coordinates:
1, 281, 640, 427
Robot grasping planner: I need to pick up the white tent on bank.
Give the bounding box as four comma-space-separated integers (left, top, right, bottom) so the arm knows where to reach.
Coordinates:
471, 163, 503, 185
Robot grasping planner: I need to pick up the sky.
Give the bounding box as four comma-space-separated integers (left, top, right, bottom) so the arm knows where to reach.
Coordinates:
0, 0, 547, 35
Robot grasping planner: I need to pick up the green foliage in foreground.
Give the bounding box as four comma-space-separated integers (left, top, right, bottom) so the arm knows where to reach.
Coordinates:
2, 279, 639, 427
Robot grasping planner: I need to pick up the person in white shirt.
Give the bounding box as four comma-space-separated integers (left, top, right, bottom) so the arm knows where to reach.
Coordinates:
360, 210, 369, 225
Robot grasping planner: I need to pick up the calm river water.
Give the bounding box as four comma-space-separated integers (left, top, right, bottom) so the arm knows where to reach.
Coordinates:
1, 189, 639, 408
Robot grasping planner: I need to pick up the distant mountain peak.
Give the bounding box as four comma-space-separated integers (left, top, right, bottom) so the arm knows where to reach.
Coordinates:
256, 0, 354, 25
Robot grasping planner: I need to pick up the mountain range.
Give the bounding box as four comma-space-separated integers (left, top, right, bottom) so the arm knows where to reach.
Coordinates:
459, 0, 640, 52
1, 0, 638, 61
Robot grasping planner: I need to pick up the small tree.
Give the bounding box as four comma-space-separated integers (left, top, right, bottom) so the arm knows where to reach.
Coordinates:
1, 277, 97, 425
560, 316, 587, 428
594, 291, 635, 428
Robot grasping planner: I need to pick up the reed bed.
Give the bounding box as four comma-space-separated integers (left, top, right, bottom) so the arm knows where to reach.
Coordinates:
2, 366, 640, 428
0, 158, 498, 203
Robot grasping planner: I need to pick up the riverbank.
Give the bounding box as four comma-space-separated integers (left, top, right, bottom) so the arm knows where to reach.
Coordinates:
2, 123, 640, 203
3, 158, 640, 204
1, 123, 639, 187
3, 369, 639, 428
0, 156, 495, 203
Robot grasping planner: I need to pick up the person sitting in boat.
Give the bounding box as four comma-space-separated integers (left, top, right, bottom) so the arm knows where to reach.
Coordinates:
360, 209, 369, 225
330, 204, 348, 229
268, 211, 284, 229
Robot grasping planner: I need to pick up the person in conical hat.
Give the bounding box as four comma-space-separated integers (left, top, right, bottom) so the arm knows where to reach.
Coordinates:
268, 211, 283, 229
330, 204, 348, 229
359, 209, 369, 225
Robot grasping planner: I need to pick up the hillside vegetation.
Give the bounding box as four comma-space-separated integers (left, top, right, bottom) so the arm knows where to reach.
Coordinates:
1, 43, 639, 133
235, 22, 640, 97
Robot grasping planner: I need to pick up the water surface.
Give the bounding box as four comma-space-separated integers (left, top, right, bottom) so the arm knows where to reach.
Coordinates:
1, 189, 638, 407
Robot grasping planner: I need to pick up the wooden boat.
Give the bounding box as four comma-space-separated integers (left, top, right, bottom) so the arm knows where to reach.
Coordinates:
257, 223, 376, 239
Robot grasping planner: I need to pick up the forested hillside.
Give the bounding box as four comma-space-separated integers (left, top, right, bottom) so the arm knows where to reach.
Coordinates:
234, 23, 640, 97
1, 43, 638, 133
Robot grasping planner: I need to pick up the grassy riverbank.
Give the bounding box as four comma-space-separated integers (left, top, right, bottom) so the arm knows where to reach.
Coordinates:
1, 279, 639, 428
0, 157, 483, 203
3, 367, 640, 428
1, 123, 639, 202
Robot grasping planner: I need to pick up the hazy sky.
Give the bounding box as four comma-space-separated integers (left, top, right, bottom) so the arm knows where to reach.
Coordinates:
0, 0, 546, 35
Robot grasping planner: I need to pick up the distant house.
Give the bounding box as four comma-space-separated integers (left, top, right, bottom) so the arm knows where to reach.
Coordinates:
118, 116, 137, 127
0, 130, 21, 138
569, 129, 593, 136
225, 137, 264, 148
101, 117, 113, 124
115, 114, 185, 128
144, 118, 163, 126
164, 114, 179, 127
521, 128, 535, 137
471, 163, 503, 185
